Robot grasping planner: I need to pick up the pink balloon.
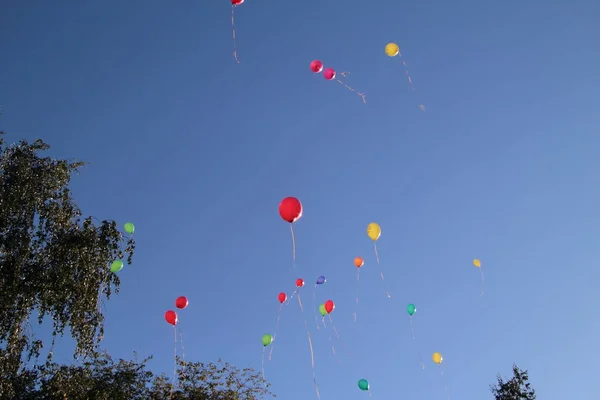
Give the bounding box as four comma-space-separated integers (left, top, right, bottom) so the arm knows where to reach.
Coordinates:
310, 60, 323, 73
323, 68, 336, 80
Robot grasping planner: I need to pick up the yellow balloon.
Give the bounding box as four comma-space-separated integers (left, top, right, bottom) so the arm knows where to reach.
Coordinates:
385, 42, 399, 57
367, 223, 381, 241
473, 259, 481, 268
432, 352, 443, 365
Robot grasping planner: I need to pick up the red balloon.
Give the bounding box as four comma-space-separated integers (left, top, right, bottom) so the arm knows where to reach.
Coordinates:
279, 197, 302, 223
165, 310, 178, 325
323, 68, 336, 80
175, 296, 188, 309
324, 300, 335, 314
310, 60, 324, 73
231, 0, 244, 5
278, 292, 287, 303
296, 278, 305, 287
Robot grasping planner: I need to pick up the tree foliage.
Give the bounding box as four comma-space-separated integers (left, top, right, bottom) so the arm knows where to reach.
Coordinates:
490, 364, 536, 400
10, 353, 273, 400
0, 132, 135, 396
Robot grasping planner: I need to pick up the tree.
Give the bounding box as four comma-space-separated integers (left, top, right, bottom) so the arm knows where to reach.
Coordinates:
490, 364, 536, 400
11, 353, 274, 400
0, 132, 135, 397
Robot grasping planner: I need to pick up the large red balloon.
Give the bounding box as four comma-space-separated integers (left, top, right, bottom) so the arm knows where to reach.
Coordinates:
278, 292, 287, 303
165, 310, 178, 325
231, 0, 244, 5
175, 296, 188, 310
310, 60, 324, 73
279, 197, 302, 223
296, 278, 305, 287
324, 300, 335, 314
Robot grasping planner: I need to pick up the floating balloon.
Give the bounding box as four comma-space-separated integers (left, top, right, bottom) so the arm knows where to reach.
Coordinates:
278, 292, 287, 303
473, 259, 481, 268
175, 296, 188, 309
319, 304, 327, 316
354, 257, 364, 268
407, 303, 416, 316
324, 300, 335, 314
110, 260, 123, 273
358, 379, 369, 391
316, 276, 326, 285
385, 42, 400, 57
296, 278, 305, 287
165, 310, 178, 326
279, 197, 303, 263
384, 41, 422, 110
367, 222, 381, 241
310, 60, 324, 73
123, 222, 135, 234
432, 352, 443, 365
323, 67, 336, 80
279, 197, 302, 223
366, 222, 389, 296
262, 334, 273, 347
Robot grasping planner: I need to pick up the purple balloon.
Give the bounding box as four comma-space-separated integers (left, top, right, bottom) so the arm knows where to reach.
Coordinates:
316, 276, 326, 285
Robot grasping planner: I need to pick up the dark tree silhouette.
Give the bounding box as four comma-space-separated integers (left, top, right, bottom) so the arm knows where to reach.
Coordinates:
10, 353, 274, 400
490, 364, 536, 400
0, 132, 135, 397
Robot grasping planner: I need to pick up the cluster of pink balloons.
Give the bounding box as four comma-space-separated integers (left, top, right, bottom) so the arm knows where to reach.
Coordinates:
309, 60, 337, 81
164, 296, 189, 326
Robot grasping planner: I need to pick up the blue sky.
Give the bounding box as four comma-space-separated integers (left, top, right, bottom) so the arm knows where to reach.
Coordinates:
2, 0, 600, 398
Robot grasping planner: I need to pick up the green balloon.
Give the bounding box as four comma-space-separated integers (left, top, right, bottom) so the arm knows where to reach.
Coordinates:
319, 304, 327, 316
358, 379, 369, 391
407, 303, 416, 316
124, 222, 135, 234
262, 334, 273, 347
110, 260, 124, 273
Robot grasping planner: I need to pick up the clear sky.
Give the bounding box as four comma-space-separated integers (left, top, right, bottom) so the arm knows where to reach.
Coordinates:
2, 0, 600, 398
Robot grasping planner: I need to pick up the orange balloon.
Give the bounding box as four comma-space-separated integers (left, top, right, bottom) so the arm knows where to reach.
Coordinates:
354, 257, 364, 268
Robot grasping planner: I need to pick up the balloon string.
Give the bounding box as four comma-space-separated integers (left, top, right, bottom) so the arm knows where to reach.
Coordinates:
231, 6, 240, 63
307, 332, 321, 399
290, 224, 296, 267
479, 266, 485, 296
179, 328, 185, 363
312, 286, 318, 329
409, 316, 425, 370
298, 294, 320, 399
396, 51, 425, 110
268, 304, 284, 360
439, 366, 452, 400
327, 314, 353, 359
354, 269, 360, 322
261, 347, 267, 381
297, 293, 305, 313
288, 288, 298, 302
307, 331, 315, 369
400, 59, 415, 92
374, 243, 391, 298
171, 325, 177, 398
380, 271, 391, 298
334, 79, 366, 103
